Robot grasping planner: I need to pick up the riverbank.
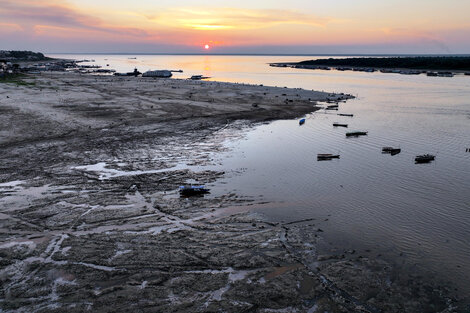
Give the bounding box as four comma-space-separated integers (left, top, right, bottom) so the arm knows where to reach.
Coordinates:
0, 72, 465, 312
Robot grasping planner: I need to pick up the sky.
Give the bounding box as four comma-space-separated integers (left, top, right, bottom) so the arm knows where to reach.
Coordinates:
1, 0, 470, 54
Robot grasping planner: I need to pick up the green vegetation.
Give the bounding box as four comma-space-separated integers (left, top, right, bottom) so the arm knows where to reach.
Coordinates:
297, 57, 470, 70
0, 74, 36, 86
0, 50, 50, 61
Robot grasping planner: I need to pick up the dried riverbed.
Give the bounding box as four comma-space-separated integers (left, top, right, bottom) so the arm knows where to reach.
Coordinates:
0, 73, 464, 312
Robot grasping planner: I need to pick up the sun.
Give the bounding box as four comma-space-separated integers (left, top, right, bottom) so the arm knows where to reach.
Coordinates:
204, 44, 210, 50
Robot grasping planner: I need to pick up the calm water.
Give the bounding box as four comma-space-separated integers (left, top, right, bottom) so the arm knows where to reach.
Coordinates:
51, 54, 470, 291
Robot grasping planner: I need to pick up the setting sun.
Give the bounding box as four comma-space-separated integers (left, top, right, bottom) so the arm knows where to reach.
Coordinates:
204, 44, 210, 50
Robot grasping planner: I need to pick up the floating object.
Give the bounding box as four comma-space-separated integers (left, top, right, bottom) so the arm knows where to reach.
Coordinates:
179, 185, 210, 196
317, 154, 340, 161
346, 131, 368, 137
338, 113, 354, 117
299, 118, 306, 125
382, 147, 401, 155
190, 75, 210, 80
333, 122, 348, 128
143, 70, 172, 78
415, 154, 435, 163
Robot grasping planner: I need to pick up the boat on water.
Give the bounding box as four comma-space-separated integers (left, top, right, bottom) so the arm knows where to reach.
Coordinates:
382, 147, 401, 155
338, 113, 354, 117
415, 154, 435, 163
333, 122, 348, 128
317, 154, 340, 161
143, 70, 172, 78
179, 185, 210, 196
299, 118, 306, 125
346, 131, 368, 137
190, 75, 210, 80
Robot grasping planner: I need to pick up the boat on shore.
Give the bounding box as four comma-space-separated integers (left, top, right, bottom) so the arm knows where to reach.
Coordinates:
114, 68, 141, 77
415, 154, 435, 163
299, 118, 306, 125
346, 131, 368, 137
190, 75, 210, 80
317, 154, 340, 161
179, 185, 210, 196
338, 113, 354, 117
333, 122, 348, 128
143, 70, 172, 78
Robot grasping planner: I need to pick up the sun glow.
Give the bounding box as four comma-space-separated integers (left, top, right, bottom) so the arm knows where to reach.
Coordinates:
204, 44, 210, 49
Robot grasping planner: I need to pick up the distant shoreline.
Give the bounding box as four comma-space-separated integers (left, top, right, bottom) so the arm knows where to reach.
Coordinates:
271, 56, 470, 76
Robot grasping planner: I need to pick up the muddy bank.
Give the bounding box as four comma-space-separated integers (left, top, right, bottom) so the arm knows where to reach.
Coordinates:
0, 73, 465, 312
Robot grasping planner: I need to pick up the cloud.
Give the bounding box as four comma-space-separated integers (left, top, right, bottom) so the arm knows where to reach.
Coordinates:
146, 7, 333, 30
0, 0, 150, 37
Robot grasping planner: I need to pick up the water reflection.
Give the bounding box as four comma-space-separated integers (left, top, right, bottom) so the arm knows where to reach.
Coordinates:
50, 53, 470, 292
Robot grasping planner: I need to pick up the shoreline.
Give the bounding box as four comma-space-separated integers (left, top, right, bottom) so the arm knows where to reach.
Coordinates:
0, 72, 466, 312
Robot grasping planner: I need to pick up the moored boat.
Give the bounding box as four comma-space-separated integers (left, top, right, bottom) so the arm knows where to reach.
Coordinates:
317, 154, 340, 160
382, 147, 401, 155
415, 154, 435, 163
338, 113, 354, 117
333, 122, 348, 128
299, 118, 306, 125
346, 131, 368, 137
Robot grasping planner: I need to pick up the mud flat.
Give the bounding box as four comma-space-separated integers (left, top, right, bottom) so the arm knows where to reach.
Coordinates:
0, 73, 464, 312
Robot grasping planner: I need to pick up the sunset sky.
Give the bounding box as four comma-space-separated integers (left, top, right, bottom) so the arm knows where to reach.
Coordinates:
1, 0, 470, 54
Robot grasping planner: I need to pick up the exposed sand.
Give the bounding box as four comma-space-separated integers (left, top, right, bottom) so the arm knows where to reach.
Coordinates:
0, 73, 464, 312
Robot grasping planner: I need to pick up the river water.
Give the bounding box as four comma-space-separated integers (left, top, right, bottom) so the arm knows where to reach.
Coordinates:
51, 54, 470, 292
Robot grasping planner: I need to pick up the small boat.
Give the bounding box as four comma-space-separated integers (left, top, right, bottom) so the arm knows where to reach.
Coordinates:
346, 131, 368, 137
382, 147, 401, 155
114, 68, 141, 77
143, 70, 172, 78
317, 154, 340, 160
338, 113, 354, 117
326, 104, 339, 110
299, 118, 306, 125
415, 154, 435, 163
190, 75, 210, 80
333, 122, 348, 128
179, 185, 210, 196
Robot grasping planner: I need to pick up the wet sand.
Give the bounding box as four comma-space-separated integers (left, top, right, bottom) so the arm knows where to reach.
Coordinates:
0, 73, 464, 312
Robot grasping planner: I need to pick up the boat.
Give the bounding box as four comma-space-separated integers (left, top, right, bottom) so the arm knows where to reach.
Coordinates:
382, 147, 401, 155
317, 154, 340, 160
143, 70, 172, 78
114, 68, 141, 77
415, 154, 435, 163
346, 131, 368, 137
437, 72, 454, 77
326, 104, 339, 110
179, 185, 210, 196
338, 113, 354, 117
333, 122, 348, 128
299, 118, 306, 125
190, 75, 210, 80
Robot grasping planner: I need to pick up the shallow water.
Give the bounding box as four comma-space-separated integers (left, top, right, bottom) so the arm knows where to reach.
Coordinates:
51, 54, 470, 291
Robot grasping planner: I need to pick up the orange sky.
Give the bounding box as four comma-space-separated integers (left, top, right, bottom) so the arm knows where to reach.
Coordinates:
1, 0, 469, 53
